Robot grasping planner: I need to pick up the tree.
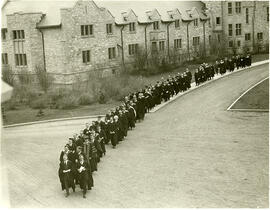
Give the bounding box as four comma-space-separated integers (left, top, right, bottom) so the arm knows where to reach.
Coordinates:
35, 65, 54, 93
2, 66, 14, 86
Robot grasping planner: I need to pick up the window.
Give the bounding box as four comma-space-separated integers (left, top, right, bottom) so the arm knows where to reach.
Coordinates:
13, 30, 25, 40
246, 8, 249, 24
81, 25, 93, 36
217, 34, 221, 43
153, 21, 159, 30
228, 40, 233, 47
15, 54, 27, 66
128, 44, 138, 55
228, 2, 232, 14
209, 35, 211, 44
108, 47, 116, 59
193, 37, 200, 46
174, 39, 182, 49
106, 24, 113, 34
216, 17, 220, 25
152, 41, 157, 52
257, 32, 263, 40
267, 7, 269, 22
245, 33, 251, 41
194, 19, 198, 27
237, 40, 241, 47
228, 24, 233, 36
208, 19, 211, 27
175, 20, 180, 28
235, 23, 241, 36
129, 22, 136, 32
82, 50, 90, 63
2, 53, 8, 65
159, 41, 165, 51
235, 2, 241, 14
1, 29, 7, 41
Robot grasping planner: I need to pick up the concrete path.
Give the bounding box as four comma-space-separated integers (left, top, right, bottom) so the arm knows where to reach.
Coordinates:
1, 63, 269, 208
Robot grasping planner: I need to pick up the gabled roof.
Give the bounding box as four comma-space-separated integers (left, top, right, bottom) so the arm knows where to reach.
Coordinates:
2, 0, 77, 28
95, 0, 206, 24
1, 0, 208, 28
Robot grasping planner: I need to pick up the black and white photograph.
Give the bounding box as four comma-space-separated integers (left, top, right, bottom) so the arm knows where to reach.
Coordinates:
0, 0, 269, 208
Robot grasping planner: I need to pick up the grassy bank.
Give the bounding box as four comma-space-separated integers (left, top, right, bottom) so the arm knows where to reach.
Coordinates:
231, 78, 269, 110
2, 53, 269, 126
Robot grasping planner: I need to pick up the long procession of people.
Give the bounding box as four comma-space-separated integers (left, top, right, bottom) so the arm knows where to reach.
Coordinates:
58, 54, 252, 198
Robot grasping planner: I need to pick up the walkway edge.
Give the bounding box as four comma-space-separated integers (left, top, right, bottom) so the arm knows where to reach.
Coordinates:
227, 77, 269, 111
150, 60, 269, 113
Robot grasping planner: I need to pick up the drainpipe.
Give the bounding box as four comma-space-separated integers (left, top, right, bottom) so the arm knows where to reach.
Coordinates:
203, 20, 206, 56
252, 1, 256, 52
144, 24, 148, 54
167, 22, 172, 58
38, 28, 46, 71
187, 21, 191, 61
120, 25, 125, 67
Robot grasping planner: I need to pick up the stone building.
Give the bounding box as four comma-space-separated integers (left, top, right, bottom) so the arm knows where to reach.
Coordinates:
1, 0, 268, 85
204, 1, 269, 54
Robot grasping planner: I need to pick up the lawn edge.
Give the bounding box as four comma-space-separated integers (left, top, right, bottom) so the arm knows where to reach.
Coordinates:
227, 77, 269, 111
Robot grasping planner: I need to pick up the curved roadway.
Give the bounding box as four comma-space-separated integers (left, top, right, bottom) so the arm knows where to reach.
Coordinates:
1, 63, 269, 208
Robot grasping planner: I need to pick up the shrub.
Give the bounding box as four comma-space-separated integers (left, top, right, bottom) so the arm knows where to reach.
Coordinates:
57, 94, 79, 109
18, 70, 33, 85
2, 99, 18, 111
35, 65, 54, 93
78, 93, 96, 105
30, 96, 49, 109
2, 66, 15, 86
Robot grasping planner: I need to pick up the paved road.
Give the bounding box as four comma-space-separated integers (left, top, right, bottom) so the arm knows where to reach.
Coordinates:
1, 63, 269, 208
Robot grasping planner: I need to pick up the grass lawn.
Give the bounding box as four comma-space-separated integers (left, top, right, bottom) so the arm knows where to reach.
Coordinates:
2, 53, 269, 126
231, 78, 269, 110
2, 101, 121, 125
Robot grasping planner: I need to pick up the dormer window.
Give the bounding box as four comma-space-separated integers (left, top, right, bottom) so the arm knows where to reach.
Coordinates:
175, 19, 180, 28
153, 21, 159, 30
170, 14, 173, 19
129, 22, 136, 32
194, 19, 198, 26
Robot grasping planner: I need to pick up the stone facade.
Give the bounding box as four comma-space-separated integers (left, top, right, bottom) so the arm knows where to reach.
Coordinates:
2, 0, 268, 85
204, 1, 269, 54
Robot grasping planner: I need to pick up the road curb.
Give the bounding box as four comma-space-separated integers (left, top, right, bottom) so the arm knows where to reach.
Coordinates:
150, 60, 269, 113
3, 59, 269, 128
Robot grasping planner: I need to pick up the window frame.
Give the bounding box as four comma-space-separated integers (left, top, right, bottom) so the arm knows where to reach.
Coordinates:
235, 2, 241, 14
106, 23, 113, 34
175, 19, 180, 28
174, 39, 182, 49
128, 44, 138, 55
235, 23, 241, 36
108, 47, 116, 59
153, 21, 159, 30
228, 24, 233, 36
2, 53, 8, 65
81, 25, 93, 37
245, 33, 251, 41
129, 22, 136, 32
228, 2, 232, 14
